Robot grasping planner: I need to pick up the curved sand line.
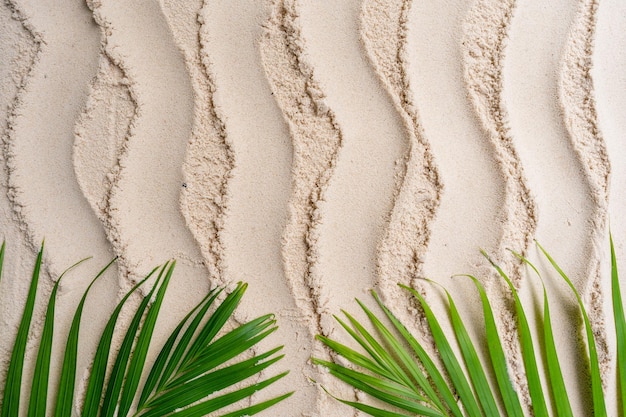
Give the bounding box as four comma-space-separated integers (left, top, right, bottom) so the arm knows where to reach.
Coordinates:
4, 0, 119, 404
74, 54, 134, 228
402, 0, 506, 373
4, 0, 118, 282
504, 0, 596, 411
90, 0, 209, 325
461, 0, 537, 279
0, 0, 42, 381
260, 0, 343, 340
360, 0, 442, 327
596, 2, 626, 246
163, 0, 233, 286
200, 2, 318, 414
559, 0, 611, 384
595, 3, 626, 408
298, 0, 406, 318
461, 0, 537, 408
407, 0, 503, 287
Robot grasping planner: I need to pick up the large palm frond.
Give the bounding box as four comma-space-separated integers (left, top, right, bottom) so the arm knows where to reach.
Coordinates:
315, 237, 624, 416
0, 243, 291, 416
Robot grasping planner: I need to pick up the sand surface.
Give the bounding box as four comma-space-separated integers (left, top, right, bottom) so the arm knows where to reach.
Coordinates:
0, 0, 624, 415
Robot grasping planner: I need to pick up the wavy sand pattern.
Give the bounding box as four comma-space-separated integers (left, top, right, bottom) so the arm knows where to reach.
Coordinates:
360, 0, 442, 331
461, 0, 539, 407
596, 3, 626, 408
260, 0, 343, 340
0, 0, 624, 415
298, 0, 405, 329
85, 0, 211, 338
166, 0, 233, 286
504, 0, 600, 412
406, 0, 504, 324
74, 55, 134, 227
202, 1, 319, 413
462, 0, 537, 279
3, 0, 120, 409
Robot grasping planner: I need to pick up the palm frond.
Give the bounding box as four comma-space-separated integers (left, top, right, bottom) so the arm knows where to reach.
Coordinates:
0, 243, 291, 416
316, 236, 625, 417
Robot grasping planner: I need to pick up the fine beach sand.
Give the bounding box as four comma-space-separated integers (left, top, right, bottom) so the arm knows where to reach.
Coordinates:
0, 0, 625, 415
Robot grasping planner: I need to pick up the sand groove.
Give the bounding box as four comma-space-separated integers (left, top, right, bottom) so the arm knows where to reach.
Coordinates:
2, 1, 120, 408
407, 0, 504, 285
259, 0, 343, 340
461, 0, 537, 279
164, 0, 233, 286
297, 0, 407, 321
3, 0, 117, 280
73, 52, 135, 247
559, 0, 610, 379
199, 2, 320, 414
596, 7, 626, 406
87, 0, 209, 322
360, 0, 442, 325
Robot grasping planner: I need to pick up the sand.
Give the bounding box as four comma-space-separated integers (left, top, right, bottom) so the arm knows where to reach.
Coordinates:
0, 0, 624, 415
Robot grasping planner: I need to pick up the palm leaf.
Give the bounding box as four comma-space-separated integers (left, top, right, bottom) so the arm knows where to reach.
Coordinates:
611, 234, 626, 416
1, 243, 43, 416
29, 257, 91, 417
401, 285, 483, 416
536, 242, 607, 416
514, 252, 573, 417
135, 282, 290, 417
427, 280, 500, 416
316, 240, 624, 417
81, 269, 153, 417
482, 252, 549, 417
100, 263, 167, 417
54, 258, 115, 417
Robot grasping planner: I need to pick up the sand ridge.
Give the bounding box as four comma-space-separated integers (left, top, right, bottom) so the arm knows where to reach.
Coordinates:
166, 0, 234, 288
260, 0, 343, 342
360, 0, 443, 337
200, 1, 320, 413
559, 0, 611, 399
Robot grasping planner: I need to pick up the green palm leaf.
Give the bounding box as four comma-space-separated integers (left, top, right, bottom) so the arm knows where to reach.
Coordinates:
2, 243, 43, 417
29, 257, 91, 417
612, 234, 626, 416
482, 252, 548, 417
0, 243, 290, 417
513, 252, 573, 417
316, 240, 623, 417
536, 242, 607, 416
54, 258, 115, 417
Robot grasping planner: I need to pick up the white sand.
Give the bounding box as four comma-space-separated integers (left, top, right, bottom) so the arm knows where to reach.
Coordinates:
0, 0, 624, 415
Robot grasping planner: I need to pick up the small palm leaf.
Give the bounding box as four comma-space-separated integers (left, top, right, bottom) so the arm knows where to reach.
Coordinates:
2, 243, 43, 417
537, 243, 607, 416
513, 252, 573, 417
612, 234, 626, 416
29, 257, 91, 417
54, 258, 114, 417
482, 252, 548, 417
133, 281, 290, 417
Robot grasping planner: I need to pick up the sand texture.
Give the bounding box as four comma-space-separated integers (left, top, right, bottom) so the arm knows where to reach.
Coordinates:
0, 0, 625, 415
